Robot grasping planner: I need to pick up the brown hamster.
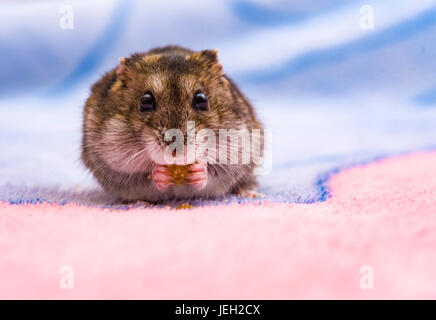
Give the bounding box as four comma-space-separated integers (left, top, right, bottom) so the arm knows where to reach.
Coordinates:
81, 45, 264, 202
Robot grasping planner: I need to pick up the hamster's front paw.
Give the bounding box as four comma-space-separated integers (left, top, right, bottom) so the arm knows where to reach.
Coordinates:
152, 164, 173, 192
187, 162, 208, 191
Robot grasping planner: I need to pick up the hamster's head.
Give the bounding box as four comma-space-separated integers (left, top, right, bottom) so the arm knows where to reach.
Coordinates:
89, 48, 243, 174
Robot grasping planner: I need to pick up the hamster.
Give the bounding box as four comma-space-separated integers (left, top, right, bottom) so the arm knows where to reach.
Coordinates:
81, 45, 264, 202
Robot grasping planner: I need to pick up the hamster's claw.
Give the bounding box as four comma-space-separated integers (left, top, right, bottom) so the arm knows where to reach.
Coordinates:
152, 165, 173, 192
187, 163, 208, 190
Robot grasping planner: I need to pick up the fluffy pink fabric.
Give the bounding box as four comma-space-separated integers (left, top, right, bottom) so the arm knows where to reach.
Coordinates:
1, 152, 436, 299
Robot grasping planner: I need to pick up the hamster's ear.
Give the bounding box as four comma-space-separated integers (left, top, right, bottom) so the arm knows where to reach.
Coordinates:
198, 49, 219, 62
111, 57, 129, 91
188, 49, 223, 73
116, 57, 129, 78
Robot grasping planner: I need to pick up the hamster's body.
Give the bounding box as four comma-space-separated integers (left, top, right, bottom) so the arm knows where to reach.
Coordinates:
82, 46, 263, 202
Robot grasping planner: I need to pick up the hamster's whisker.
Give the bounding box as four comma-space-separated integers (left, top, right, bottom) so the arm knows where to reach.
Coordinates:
144, 141, 162, 156
121, 147, 149, 170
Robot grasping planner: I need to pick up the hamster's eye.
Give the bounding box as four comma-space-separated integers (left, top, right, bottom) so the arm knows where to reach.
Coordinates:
139, 92, 156, 112
192, 92, 209, 111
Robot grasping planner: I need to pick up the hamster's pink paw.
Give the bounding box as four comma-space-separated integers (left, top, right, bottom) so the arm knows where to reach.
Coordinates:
152, 165, 173, 192
187, 163, 208, 190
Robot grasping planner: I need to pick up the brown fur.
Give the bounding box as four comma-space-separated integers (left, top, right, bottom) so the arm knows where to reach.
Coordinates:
81, 45, 263, 202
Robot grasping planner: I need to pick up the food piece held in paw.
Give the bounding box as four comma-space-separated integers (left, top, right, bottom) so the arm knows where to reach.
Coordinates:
176, 203, 194, 210
166, 164, 191, 185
